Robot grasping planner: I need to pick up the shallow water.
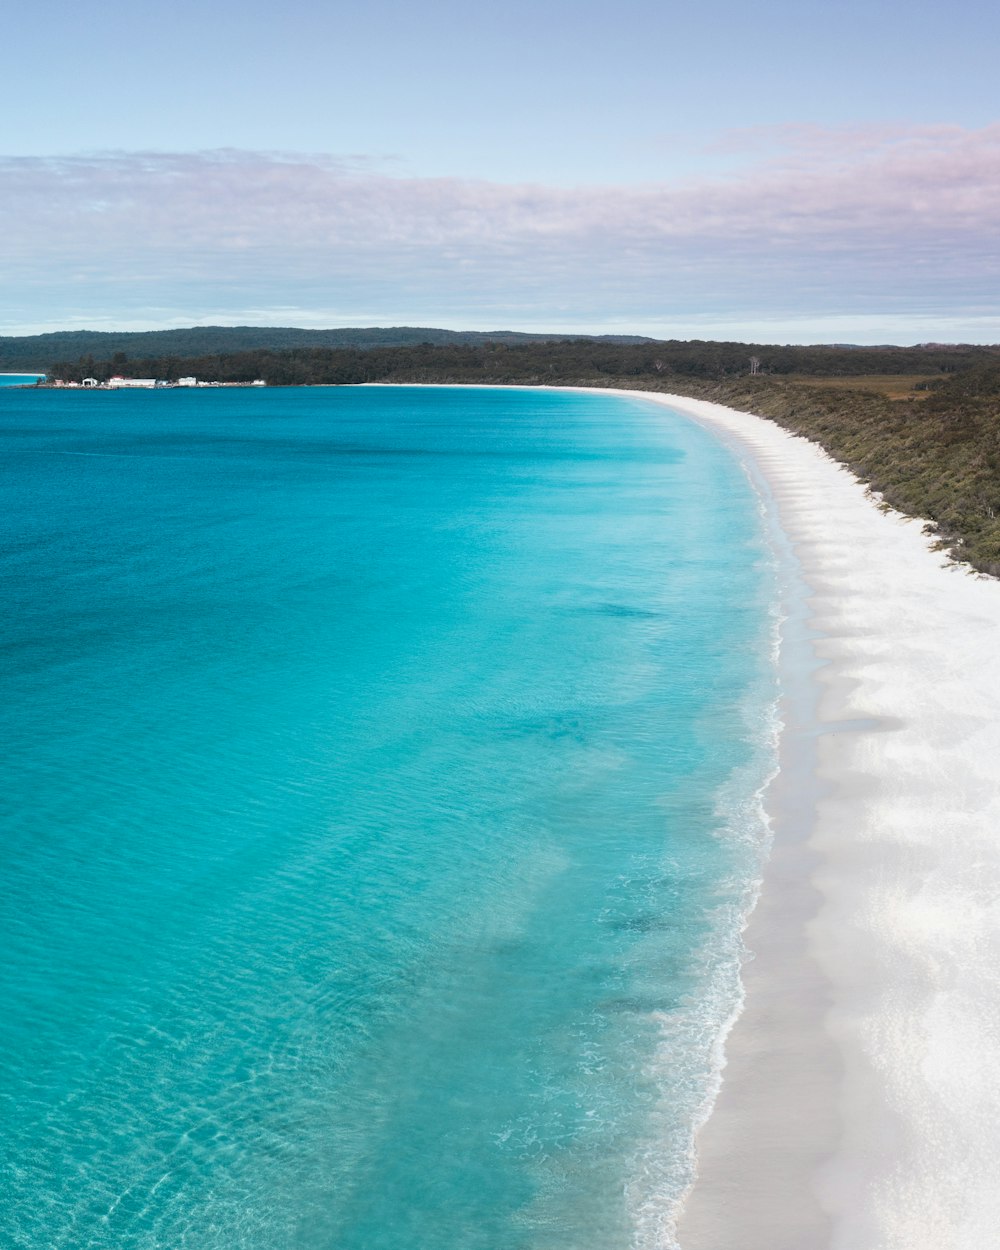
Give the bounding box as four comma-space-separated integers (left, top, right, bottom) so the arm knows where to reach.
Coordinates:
0, 374, 44, 387
0, 385, 776, 1249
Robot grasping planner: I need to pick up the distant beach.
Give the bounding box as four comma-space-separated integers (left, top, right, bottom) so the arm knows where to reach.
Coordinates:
608, 390, 1000, 1249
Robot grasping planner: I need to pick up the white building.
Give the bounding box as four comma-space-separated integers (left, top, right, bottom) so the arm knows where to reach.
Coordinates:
176, 377, 197, 387
107, 376, 156, 389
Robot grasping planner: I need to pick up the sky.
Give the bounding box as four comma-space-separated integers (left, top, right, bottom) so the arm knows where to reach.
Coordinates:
3, 0, 999, 342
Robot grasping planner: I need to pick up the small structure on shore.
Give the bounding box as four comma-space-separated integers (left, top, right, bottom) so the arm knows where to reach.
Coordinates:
47, 376, 268, 389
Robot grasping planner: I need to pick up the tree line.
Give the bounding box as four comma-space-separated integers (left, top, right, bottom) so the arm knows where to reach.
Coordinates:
48, 338, 998, 386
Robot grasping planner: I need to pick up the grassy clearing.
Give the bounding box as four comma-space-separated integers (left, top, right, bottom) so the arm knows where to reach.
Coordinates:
780, 375, 939, 400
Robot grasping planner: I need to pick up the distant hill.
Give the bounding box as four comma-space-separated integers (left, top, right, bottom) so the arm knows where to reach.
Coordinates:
0, 325, 654, 371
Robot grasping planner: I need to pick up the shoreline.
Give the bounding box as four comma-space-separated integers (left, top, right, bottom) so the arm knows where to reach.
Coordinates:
657, 393, 839, 1249
367, 381, 1000, 1247
615, 390, 1000, 1249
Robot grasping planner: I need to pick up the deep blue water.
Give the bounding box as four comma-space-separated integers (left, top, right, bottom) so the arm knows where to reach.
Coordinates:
0, 385, 776, 1249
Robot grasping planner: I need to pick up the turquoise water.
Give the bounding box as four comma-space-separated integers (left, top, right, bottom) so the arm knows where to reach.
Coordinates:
0, 385, 776, 1249
0, 374, 44, 387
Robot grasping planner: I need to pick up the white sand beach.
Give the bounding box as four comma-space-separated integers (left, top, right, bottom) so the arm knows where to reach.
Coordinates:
614, 391, 1000, 1250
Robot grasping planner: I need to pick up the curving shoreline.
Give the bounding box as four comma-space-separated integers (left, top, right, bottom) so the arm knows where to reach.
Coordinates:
368, 380, 1000, 1246
8, 377, 998, 1243
616, 391, 1000, 1250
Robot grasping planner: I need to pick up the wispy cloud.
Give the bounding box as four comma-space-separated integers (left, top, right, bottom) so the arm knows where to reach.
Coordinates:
3, 127, 1000, 338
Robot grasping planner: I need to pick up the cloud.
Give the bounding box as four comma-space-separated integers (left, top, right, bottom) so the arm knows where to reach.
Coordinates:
3, 127, 1000, 335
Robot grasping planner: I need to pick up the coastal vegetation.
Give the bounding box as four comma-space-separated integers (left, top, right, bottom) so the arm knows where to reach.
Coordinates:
42, 335, 1000, 575
45, 337, 994, 388
689, 369, 1000, 574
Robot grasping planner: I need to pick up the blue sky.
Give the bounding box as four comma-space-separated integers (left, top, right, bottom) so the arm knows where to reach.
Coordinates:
3, 0, 999, 341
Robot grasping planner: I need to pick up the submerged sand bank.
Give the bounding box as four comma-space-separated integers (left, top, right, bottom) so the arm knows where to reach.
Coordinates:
624, 392, 1000, 1250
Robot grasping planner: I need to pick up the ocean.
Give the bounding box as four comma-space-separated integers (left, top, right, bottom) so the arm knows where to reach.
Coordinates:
0, 384, 778, 1249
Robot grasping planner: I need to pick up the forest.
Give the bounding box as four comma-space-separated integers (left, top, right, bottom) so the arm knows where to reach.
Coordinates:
0, 325, 650, 373
46, 336, 996, 387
